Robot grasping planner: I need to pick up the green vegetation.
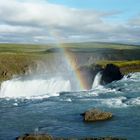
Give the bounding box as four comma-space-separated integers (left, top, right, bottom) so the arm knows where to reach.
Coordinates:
0, 42, 139, 82
0, 43, 50, 53
97, 60, 140, 67
96, 60, 140, 74
0, 54, 37, 82
64, 42, 140, 49
0, 42, 140, 52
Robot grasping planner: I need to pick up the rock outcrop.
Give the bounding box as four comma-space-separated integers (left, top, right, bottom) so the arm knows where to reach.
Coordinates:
101, 64, 123, 85
77, 63, 123, 89
81, 109, 113, 122
17, 134, 126, 140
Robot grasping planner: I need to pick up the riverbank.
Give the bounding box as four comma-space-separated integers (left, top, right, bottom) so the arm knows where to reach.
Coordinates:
0, 43, 140, 82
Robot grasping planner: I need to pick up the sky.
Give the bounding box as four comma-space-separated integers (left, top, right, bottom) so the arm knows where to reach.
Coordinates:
0, 0, 140, 44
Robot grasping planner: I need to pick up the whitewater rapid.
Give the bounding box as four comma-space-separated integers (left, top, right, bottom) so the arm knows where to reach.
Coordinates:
0, 71, 102, 99
0, 72, 140, 108
0, 72, 140, 140
0, 77, 71, 98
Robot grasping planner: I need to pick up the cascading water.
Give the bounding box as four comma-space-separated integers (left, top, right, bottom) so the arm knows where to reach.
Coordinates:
92, 71, 102, 88
0, 70, 140, 140
0, 77, 71, 98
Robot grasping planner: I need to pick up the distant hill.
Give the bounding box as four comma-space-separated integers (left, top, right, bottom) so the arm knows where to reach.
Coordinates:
61, 42, 140, 49
0, 42, 139, 53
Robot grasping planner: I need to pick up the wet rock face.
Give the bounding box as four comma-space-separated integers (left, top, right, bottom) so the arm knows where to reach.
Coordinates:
101, 64, 123, 85
77, 65, 103, 89
77, 64, 123, 89
81, 109, 113, 122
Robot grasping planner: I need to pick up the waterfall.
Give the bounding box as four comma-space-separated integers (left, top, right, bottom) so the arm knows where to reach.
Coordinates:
0, 77, 71, 98
92, 72, 102, 88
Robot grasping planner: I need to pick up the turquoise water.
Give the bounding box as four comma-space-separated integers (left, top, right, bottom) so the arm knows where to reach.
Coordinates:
0, 73, 140, 140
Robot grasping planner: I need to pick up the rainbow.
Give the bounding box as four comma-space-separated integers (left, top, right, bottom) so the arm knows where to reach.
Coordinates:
63, 46, 89, 90
47, 30, 89, 90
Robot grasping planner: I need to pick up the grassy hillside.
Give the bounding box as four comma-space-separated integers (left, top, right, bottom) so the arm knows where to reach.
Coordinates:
0, 42, 140, 52
0, 42, 140, 82
0, 43, 51, 54
96, 60, 140, 74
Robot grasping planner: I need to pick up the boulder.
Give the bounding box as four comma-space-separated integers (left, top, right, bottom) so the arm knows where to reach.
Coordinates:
81, 109, 113, 122
17, 134, 53, 140
101, 64, 123, 85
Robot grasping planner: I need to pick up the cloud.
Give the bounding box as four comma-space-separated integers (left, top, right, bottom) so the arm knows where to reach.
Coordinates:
0, 0, 108, 27
128, 14, 140, 27
0, 0, 139, 44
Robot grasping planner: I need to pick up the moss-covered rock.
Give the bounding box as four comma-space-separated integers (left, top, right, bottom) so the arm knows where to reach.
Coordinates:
17, 134, 53, 140
81, 109, 113, 122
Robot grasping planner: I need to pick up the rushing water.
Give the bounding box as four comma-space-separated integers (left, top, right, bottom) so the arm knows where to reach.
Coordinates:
0, 72, 140, 140
92, 71, 102, 88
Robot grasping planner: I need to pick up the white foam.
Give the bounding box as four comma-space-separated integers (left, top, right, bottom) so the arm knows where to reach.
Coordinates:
101, 97, 128, 108
79, 95, 140, 108
0, 77, 71, 98
79, 96, 128, 108
13, 103, 18, 106
92, 72, 102, 88
126, 97, 140, 106
90, 85, 117, 96
59, 98, 72, 102
121, 72, 140, 82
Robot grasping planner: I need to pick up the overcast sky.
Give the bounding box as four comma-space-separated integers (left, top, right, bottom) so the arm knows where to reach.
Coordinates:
0, 0, 140, 44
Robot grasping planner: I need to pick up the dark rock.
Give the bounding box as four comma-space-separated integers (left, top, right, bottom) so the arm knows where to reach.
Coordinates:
45, 48, 62, 53
126, 73, 132, 78
82, 109, 113, 122
76, 64, 123, 89
101, 64, 123, 85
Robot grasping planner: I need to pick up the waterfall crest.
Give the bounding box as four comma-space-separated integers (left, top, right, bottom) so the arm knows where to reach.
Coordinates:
92, 72, 102, 88
0, 77, 71, 98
